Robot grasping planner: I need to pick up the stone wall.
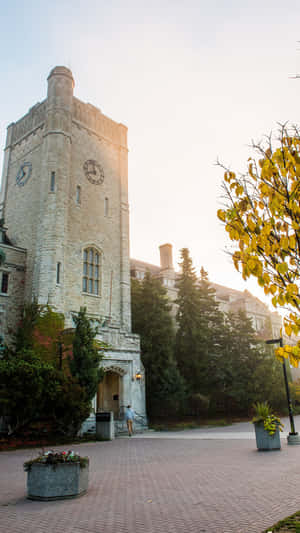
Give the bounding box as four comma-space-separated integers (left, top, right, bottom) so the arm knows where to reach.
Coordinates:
2, 124, 45, 302
0, 243, 26, 346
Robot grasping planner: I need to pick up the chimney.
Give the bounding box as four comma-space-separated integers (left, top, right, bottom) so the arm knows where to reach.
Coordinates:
159, 243, 173, 270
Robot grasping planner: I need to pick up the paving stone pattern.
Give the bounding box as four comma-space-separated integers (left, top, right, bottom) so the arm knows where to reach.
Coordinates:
1, 437, 300, 533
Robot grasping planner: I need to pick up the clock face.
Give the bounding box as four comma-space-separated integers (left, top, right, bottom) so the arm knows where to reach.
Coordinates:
83, 160, 104, 185
16, 162, 32, 187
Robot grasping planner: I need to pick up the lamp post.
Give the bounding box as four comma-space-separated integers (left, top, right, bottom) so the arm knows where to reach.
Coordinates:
266, 337, 300, 445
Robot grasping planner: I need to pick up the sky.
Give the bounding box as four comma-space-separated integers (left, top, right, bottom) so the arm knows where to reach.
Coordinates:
1, 0, 300, 311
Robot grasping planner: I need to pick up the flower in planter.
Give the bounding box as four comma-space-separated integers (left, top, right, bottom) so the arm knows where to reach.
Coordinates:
24, 450, 89, 471
252, 401, 284, 436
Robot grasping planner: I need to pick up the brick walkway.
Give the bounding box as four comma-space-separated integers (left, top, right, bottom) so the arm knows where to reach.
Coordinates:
1, 435, 300, 533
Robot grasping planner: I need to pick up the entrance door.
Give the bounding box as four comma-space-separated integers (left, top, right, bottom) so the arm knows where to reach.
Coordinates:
97, 371, 120, 418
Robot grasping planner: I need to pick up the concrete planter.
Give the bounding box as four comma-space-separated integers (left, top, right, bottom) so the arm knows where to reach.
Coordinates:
254, 423, 281, 451
26, 462, 89, 500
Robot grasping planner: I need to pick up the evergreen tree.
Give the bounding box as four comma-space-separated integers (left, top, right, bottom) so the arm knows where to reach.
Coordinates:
212, 310, 286, 415
175, 248, 202, 389
196, 267, 227, 393
70, 307, 105, 404
175, 249, 226, 398
131, 273, 186, 417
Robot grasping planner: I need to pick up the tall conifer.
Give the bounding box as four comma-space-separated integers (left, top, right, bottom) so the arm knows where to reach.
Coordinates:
131, 273, 186, 417
175, 248, 202, 390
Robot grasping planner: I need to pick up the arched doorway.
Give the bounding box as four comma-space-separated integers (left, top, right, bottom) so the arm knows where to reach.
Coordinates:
97, 369, 124, 418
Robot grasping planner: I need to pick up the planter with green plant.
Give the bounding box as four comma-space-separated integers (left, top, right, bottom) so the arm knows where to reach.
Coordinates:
252, 401, 283, 451
24, 450, 89, 500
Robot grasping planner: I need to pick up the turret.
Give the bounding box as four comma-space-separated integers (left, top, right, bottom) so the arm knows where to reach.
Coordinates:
47, 66, 74, 109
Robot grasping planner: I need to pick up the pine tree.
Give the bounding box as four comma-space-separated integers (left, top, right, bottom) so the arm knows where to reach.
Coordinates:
175, 250, 224, 395
175, 248, 202, 388
212, 310, 286, 415
70, 307, 105, 404
131, 273, 186, 417
195, 267, 227, 394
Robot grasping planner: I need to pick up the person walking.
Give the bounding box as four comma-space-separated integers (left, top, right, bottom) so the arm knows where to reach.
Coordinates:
125, 405, 135, 436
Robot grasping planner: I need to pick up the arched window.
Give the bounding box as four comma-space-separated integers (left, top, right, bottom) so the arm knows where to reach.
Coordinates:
83, 247, 100, 295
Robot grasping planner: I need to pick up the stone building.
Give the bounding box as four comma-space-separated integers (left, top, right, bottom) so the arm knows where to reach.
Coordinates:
0, 66, 146, 433
0, 226, 26, 343
130, 243, 283, 338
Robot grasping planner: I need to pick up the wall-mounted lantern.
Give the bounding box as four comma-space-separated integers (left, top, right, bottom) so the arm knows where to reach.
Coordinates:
134, 371, 142, 381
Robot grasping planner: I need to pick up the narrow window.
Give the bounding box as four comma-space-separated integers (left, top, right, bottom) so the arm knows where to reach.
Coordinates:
1, 273, 8, 294
83, 247, 100, 295
104, 197, 109, 217
50, 172, 55, 192
56, 262, 61, 284
76, 186, 81, 205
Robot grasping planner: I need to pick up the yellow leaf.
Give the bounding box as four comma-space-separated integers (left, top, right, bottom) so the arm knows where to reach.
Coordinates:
289, 354, 300, 368
281, 237, 289, 249
286, 283, 298, 296
284, 324, 292, 337
270, 285, 277, 295
276, 263, 288, 274
289, 235, 296, 249
217, 209, 226, 222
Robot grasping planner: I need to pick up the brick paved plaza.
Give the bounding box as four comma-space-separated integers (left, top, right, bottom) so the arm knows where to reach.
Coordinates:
1, 430, 300, 533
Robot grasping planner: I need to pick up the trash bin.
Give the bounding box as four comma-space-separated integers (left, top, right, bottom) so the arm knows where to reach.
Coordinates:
96, 411, 114, 440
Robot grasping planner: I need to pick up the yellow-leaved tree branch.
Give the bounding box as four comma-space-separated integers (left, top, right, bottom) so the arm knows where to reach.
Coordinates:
217, 123, 300, 367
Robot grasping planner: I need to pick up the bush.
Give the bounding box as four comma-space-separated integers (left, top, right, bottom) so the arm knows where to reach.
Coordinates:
0, 350, 91, 437
187, 393, 210, 416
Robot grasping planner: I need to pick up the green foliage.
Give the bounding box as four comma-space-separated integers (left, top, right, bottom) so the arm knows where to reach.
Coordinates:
290, 379, 300, 408
252, 400, 272, 419
210, 311, 286, 415
34, 306, 65, 365
14, 301, 40, 352
252, 401, 283, 435
188, 393, 210, 416
14, 303, 66, 368
2, 304, 106, 436
70, 307, 106, 404
131, 273, 186, 417
49, 374, 91, 436
263, 509, 300, 532
175, 248, 202, 384
0, 350, 60, 430
175, 249, 225, 398
175, 249, 287, 416
0, 348, 90, 436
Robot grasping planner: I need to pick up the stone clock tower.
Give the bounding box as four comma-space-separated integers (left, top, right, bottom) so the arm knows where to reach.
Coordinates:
0, 66, 146, 432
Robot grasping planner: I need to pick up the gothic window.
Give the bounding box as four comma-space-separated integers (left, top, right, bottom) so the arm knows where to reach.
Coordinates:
83, 247, 100, 295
